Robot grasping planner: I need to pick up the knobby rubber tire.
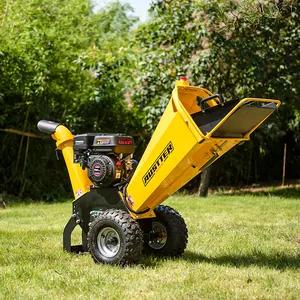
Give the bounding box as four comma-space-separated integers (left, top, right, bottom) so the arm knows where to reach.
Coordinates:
144, 205, 188, 257
88, 209, 143, 265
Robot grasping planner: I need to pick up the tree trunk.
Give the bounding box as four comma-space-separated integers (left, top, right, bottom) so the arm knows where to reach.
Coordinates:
198, 166, 212, 197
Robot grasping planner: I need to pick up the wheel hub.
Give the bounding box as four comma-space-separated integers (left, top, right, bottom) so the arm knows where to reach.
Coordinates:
148, 221, 167, 249
97, 227, 121, 258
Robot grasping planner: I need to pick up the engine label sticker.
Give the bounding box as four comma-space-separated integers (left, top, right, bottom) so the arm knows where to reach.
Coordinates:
142, 141, 174, 186
96, 138, 110, 145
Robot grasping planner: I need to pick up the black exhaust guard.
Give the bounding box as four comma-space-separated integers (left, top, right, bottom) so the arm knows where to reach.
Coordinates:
37, 120, 60, 134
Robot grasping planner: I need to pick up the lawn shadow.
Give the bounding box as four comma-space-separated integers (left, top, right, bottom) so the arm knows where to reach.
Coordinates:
139, 255, 170, 268
217, 187, 300, 200
181, 250, 300, 270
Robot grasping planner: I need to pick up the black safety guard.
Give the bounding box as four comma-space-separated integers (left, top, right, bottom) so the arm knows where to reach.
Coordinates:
192, 100, 277, 138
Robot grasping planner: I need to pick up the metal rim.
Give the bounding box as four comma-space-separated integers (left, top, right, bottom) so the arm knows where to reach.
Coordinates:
148, 221, 167, 249
97, 227, 121, 258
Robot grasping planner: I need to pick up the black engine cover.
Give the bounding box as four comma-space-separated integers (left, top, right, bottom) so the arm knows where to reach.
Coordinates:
88, 155, 122, 187
73, 133, 135, 157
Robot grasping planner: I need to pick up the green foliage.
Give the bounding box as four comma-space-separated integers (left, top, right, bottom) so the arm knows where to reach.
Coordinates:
0, 0, 141, 199
0, 0, 299, 199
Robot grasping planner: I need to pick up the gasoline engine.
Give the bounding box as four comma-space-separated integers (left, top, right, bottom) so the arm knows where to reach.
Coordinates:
73, 133, 137, 187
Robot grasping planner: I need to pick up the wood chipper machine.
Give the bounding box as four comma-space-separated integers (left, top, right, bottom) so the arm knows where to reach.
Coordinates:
37, 77, 280, 265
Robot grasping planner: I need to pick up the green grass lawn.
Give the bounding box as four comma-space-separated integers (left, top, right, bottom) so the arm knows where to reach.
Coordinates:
0, 192, 299, 299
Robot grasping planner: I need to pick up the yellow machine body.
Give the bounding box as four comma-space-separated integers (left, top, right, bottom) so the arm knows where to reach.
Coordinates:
126, 79, 280, 219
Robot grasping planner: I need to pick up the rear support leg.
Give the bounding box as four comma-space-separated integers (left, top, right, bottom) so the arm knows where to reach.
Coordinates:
63, 214, 88, 253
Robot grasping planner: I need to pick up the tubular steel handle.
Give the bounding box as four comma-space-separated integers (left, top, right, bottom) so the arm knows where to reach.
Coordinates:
200, 94, 224, 112
37, 120, 60, 134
